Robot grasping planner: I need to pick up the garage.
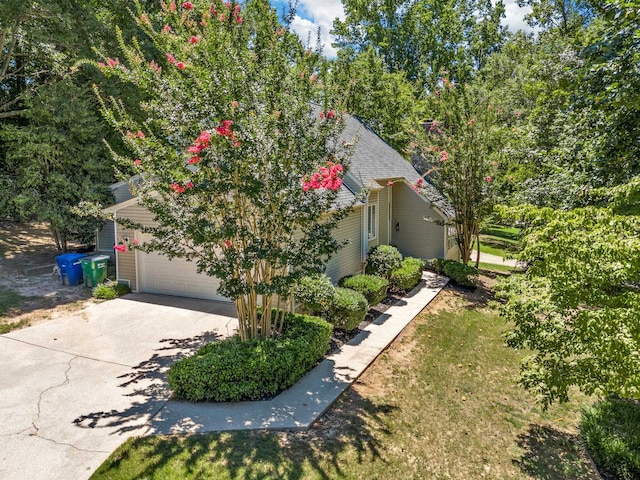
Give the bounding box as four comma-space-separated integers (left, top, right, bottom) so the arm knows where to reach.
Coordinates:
136, 242, 228, 302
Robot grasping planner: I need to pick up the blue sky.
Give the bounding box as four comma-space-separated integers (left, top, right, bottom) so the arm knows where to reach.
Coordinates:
269, 0, 534, 57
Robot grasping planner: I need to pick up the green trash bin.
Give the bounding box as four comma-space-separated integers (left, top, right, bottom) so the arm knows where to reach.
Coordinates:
80, 255, 110, 287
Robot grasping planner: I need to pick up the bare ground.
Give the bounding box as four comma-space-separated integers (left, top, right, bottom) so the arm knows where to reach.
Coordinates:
0, 221, 97, 328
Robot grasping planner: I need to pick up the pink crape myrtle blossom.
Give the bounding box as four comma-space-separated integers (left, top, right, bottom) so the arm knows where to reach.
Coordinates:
114, 244, 127, 252
303, 162, 344, 191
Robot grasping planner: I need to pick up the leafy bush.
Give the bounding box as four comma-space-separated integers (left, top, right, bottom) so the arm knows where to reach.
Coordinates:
329, 287, 368, 331
92, 282, 130, 300
340, 274, 388, 306
429, 258, 447, 274
443, 260, 478, 287
295, 274, 336, 315
580, 398, 640, 480
167, 311, 332, 402
390, 257, 426, 292
365, 245, 402, 278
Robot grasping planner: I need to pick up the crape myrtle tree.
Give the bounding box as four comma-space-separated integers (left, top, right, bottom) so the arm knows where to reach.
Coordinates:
91, 0, 351, 341
413, 80, 503, 265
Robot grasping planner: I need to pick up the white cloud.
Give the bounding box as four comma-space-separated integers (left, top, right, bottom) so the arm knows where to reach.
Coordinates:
502, 0, 534, 33
288, 0, 345, 57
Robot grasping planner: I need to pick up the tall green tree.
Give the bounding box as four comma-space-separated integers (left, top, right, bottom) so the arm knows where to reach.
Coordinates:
0, 78, 114, 250
93, 0, 350, 340
332, 0, 507, 89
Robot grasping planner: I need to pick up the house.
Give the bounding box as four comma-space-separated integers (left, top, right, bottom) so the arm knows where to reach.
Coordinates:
102, 114, 459, 301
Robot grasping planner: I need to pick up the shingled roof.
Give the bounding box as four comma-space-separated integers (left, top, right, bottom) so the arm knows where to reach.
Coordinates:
340, 114, 454, 218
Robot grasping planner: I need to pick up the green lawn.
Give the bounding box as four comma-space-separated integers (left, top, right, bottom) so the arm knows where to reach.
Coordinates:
91, 286, 598, 480
479, 224, 522, 257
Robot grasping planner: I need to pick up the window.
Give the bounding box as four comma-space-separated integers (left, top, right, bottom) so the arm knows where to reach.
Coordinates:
368, 204, 377, 239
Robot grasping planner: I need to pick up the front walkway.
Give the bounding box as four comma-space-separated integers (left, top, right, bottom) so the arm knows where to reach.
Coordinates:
0, 272, 446, 480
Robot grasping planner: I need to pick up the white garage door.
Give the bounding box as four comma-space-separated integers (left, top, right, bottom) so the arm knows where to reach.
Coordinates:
137, 244, 228, 301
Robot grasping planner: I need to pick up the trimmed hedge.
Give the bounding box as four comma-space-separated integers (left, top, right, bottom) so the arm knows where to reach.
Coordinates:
167, 311, 332, 402
365, 245, 402, 278
390, 257, 426, 292
295, 274, 336, 315
340, 274, 388, 306
330, 287, 368, 331
581, 398, 640, 480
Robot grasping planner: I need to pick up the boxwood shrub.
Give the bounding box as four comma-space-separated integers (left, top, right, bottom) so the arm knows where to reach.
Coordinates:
167, 311, 332, 402
340, 274, 388, 306
365, 245, 402, 278
294, 273, 336, 315
443, 260, 478, 287
329, 287, 368, 331
580, 398, 640, 480
390, 257, 426, 292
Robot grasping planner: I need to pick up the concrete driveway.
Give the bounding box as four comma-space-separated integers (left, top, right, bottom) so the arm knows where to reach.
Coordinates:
0, 294, 237, 480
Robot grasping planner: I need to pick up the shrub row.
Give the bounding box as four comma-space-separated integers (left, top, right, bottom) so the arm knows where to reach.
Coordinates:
341, 274, 388, 306
390, 257, 426, 292
168, 311, 332, 402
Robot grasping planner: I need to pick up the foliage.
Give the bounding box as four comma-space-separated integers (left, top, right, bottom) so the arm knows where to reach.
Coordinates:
429, 258, 447, 275
92, 282, 130, 300
517, 0, 594, 35
495, 179, 640, 406
294, 274, 336, 316
0, 289, 24, 317
0, 79, 114, 250
91, 0, 351, 340
365, 245, 403, 279
389, 257, 426, 292
167, 311, 332, 402
340, 274, 389, 306
330, 287, 368, 331
414, 81, 504, 264
443, 261, 479, 287
329, 47, 425, 155
332, 0, 507, 88
580, 397, 640, 480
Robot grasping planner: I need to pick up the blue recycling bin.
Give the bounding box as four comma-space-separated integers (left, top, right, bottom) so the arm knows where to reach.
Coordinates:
55, 253, 87, 286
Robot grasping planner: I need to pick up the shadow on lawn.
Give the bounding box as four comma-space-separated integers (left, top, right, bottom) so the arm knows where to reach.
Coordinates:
94, 388, 397, 480
514, 424, 600, 480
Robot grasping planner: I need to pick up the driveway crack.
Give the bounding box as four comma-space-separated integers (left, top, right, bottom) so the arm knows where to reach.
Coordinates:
25, 356, 106, 453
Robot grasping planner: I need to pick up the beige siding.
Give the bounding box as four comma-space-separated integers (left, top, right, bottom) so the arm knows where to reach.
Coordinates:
325, 207, 364, 282
391, 183, 446, 260
378, 186, 390, 245
114, 202, 158, 291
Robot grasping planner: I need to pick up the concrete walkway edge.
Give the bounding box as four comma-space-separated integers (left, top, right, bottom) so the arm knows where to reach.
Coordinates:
146, 272, 448, 435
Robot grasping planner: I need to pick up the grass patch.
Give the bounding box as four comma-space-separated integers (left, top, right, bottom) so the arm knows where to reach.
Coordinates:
91, 288, 598, 480
479, 224, 522, 257
0, 289, 25, 316
478, 261, 515, 273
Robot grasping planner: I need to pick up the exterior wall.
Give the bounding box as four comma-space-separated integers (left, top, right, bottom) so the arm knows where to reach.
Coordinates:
96, 220, 115, 259
378, 186, 390, 245
114, 202, 158, 291
325, 206, 364, 283
391, 183, 446, 260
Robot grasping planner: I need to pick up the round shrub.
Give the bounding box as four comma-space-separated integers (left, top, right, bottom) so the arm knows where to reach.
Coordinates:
428, 257, 447, 274
330, 287, 368, 331
365, 245, 402, 278
295, 274, 336, 315
390, 257, 426, 292
580, 398, 640, 480
92, 284, 117, 300
167, 312, 332, 402
443, 260, 478, 287
340, 274, 388, 306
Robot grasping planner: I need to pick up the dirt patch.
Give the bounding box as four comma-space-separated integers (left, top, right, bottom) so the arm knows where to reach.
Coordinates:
0, 221, 97, 328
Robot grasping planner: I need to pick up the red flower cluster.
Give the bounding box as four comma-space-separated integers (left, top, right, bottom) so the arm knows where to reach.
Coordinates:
114, 244, 127, 252
182, 1, 193, 9
303, 162, 344, 191
216, 120, 233, 136
99, 58, 120, 68
171, 181, 194, 194
319, 110, 336, 119
163, 24, 172, 33
127, 130, 146, 139
440, 150, 449, 162
188, 35, 199, 44
149, 60, 161, 73
187, 131, 211, 154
